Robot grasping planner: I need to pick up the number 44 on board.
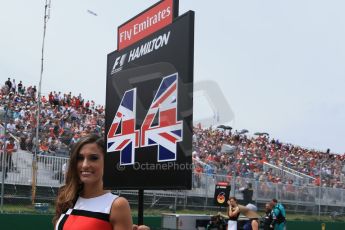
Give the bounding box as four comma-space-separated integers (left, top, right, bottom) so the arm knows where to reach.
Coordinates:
107, 73, 183, 166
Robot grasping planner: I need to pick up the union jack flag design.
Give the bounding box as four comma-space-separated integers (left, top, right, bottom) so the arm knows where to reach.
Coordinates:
107, 88, 139, 165
141, 73, 183, 162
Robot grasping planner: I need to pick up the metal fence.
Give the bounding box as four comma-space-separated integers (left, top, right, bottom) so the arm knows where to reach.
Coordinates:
1, 151, 345, 216
1, 150, 68, 187
190, 173, 345, 207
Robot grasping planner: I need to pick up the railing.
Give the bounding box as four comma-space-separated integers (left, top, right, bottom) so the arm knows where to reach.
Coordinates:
280, 164, 315, 182
263, 162, 313, 185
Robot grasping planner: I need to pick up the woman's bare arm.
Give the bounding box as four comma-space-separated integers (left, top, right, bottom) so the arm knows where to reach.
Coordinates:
109, 197, 133, 230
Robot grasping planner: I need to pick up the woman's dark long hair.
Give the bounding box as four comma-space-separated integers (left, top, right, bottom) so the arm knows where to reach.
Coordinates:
53, 134, 104, 226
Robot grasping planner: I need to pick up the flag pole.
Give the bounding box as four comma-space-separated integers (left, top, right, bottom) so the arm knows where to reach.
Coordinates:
32, 0, 51, 204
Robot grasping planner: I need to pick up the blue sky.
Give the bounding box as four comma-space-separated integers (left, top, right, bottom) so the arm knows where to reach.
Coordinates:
1, 0, 344, 153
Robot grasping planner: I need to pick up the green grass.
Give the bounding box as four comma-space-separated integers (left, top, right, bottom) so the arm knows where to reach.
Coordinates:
0, 204, 55, 214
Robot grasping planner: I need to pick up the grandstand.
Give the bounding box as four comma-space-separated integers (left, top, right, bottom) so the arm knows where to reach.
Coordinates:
0, 79, 345, 217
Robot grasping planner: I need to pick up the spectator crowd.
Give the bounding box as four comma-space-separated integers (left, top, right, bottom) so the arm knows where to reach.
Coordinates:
1, 78, 345, 190
192, 126, 345, 190
0, 78, 105, 157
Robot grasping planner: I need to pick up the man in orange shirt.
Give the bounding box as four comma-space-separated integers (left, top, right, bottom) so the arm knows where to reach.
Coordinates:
0, 141, 8, 179
39, 140, 49, 155
5, 138, 17, 172
194, 163, 203, 188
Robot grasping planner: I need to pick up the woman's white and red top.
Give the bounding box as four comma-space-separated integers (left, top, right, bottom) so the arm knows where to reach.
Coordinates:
55, 192, 118, 230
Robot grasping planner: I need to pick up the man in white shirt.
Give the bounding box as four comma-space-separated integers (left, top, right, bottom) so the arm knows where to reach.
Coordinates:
6, 120, 16, 133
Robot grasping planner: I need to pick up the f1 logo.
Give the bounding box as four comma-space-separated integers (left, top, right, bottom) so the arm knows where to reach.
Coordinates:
111, 53, 127, 74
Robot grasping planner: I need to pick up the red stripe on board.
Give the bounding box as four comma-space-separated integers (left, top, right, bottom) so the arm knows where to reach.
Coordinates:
159, 132, 178, 144
116, 139, 130, 150
152, 83, 176, 108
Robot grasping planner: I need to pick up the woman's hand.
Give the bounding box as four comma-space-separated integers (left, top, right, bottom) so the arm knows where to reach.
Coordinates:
133, 224, 150, 230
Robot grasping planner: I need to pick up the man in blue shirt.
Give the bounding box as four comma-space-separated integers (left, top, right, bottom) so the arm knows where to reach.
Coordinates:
270, 199, 286, 230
